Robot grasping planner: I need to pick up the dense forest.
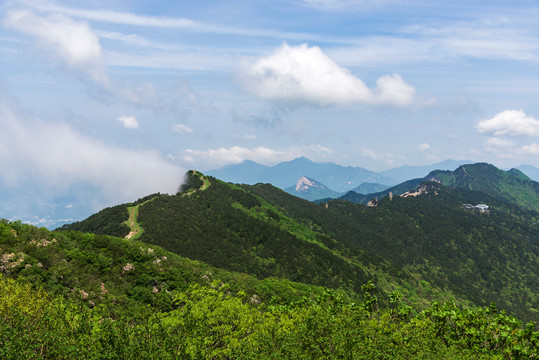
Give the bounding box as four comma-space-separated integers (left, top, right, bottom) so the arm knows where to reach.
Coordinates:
1, 220, 538, 359
66, 170, 539, 322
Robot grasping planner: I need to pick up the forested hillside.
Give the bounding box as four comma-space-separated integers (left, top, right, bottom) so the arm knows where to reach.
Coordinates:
64, 170, 539, 324
2, 220, 539, 358
427, 163, 539, 212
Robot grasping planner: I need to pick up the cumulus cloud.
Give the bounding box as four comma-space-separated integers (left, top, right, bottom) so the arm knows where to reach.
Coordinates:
0, 97, 183, 205
243, 43, 415, 106
117, 115, 139, 129
417, 143, 430, 151
5, 9, 107, 84
171, 123, 193, 134
476, 110, 539, 137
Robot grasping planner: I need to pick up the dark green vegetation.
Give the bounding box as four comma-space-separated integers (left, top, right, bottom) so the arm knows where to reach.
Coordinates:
428, 163, 539, 212
340, 163, 539, 212
2, 220, 538, 359
350, 182, 390, 194
4, 163, 539, 358
64, 169, 539, 324
337, 177, 424, 204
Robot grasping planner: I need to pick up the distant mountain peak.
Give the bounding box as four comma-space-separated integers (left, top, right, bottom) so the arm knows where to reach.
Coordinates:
285, 176, 340, 201
296, 176, 323, 192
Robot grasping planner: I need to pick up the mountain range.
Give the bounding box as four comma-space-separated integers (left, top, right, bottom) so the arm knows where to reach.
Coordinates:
2, 158, 537, 229
62, 164, 539, 323
340, 163, 539, 213
207, 157, 489, 202
207, 156, 392, 192
2, 162, 539, 357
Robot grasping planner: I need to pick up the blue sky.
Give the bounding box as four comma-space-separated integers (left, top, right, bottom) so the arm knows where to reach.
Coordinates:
1, 0, 539, 223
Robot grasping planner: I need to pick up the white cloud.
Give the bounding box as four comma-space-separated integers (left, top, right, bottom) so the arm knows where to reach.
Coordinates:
520, 143, 539, 155
117, 115, 139, 129
5, 9, 200, 115
0, 98, 183, 205
184, 146, 286, 166
484, 137, 515, 148
243, 43, 415, 106
476, 110, 539, 137
361, 147, 405, 164
5, 9, 107, 84
243, 134, 258, 140
417, 143, 430, 151
171, 123, 193, 134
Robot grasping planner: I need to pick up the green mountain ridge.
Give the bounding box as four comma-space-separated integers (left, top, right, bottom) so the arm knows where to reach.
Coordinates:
426, 163, 539, 212
339, 163, 539, 213
63, 169, 539, 324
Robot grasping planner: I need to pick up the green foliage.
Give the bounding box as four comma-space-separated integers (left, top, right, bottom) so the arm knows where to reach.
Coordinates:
246, 181, 539, 322
59, 204, 130, 237
61, 169, 539, 323
429, 163, 539, 212
1, 219, 539, 358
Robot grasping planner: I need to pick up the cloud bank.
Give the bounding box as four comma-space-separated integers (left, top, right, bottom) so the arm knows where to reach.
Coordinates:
183, 144, 334, 168
243, 43, 415, 106
0, 97, 183, 205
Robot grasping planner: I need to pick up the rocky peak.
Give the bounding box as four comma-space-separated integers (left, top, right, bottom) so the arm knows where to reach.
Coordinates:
296, 176, 319, 192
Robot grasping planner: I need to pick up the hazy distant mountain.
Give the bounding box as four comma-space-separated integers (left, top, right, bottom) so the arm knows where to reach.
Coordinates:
379, 160, 472, 184
207, 157, 391, 192
284, 176, 341, 201
206, 160, 268, 185
516, 164, 539, 182
350, 182, 390, 194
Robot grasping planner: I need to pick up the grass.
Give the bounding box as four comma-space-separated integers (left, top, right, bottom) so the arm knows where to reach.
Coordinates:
124, 197, 158, 240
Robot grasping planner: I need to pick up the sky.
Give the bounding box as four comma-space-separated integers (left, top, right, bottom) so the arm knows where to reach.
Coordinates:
1, 0, 539, 225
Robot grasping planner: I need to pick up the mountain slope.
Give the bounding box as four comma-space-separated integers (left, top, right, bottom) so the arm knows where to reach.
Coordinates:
64, 171, 377, 294
247, 181, 539, 322
337, 178, 424, 204
350, 182, 390, 194
64, 170, 539, 322
427, 162, 539, 212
